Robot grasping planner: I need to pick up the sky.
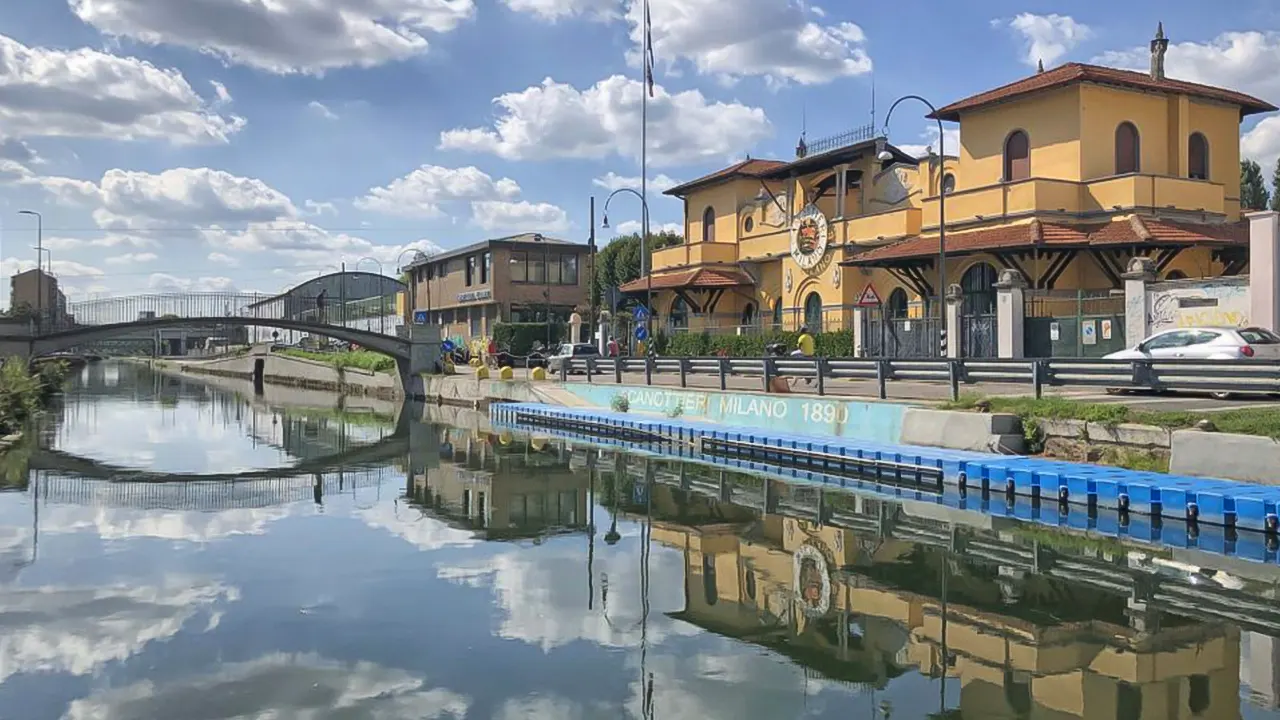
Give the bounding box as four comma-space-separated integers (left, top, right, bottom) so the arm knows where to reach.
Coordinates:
1, 0, 1280, 305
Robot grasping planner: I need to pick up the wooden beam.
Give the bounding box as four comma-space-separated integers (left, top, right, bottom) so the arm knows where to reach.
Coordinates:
1042, 249, 1078, 289
1153, 247, 1182, 275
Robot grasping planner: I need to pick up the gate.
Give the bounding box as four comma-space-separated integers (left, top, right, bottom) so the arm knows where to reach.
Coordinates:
862, 305, 943, 358
961, 312, 997, 358
1024, 289, 1126, 357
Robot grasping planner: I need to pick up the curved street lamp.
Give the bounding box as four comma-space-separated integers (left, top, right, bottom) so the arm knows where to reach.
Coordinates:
878, 95, 949, 356
18, 210, 43, 324
601, 188, 652, 348
354, 257, 387, 334
397, 248, 431, 325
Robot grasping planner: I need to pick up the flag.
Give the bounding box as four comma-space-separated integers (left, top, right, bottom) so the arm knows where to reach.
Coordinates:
643, 0, 655, 97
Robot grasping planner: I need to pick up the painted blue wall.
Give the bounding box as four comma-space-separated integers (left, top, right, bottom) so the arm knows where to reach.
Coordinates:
560, 383, 907, 444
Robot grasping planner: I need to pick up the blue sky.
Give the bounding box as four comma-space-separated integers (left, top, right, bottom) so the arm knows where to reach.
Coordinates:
1, 0, 1278, 303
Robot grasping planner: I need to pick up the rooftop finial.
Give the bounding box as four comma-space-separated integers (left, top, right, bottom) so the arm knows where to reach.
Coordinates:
1150, 22, 1169, 80
1037, 58, 1044, 73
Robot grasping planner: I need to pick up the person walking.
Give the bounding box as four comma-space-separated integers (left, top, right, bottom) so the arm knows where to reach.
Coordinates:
315, 289, 327, 325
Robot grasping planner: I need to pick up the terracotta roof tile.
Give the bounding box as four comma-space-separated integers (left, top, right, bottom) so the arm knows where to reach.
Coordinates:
663, 159, 787, 197
931, 63, 1276, 121
619, 267, 754, 292
845, 218, 1248, 265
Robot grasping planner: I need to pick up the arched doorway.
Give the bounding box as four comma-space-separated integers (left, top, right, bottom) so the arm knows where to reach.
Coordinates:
886, 288, 909, 319
771, 298, 783, 330
669, 297, 689, 330
803, 292, 823, 331
740, 302, 756, 328
960, 262, 999, 357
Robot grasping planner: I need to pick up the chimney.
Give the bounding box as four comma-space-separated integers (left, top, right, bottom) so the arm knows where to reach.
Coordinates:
1150, 22, 1169, 80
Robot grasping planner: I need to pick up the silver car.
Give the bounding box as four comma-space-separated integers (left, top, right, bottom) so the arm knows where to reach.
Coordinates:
1104, 326, 1280, 398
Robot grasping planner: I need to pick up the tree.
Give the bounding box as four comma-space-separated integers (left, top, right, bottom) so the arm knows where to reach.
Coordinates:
1271, 159, 1280, 211
1241, 159, 1270, 211
591, 231, 683, 309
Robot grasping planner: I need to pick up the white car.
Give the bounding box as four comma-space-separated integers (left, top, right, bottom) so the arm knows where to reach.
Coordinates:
547, 343, 601, 374
1104, 326, 1280, 398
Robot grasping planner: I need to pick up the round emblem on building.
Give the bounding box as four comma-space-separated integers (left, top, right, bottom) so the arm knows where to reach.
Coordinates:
793, 541, 833, 618
790, 204, 829, 271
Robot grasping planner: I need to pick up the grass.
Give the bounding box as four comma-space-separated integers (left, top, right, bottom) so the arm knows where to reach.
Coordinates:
275, 348, 397, 374
942, 393, 1280, 439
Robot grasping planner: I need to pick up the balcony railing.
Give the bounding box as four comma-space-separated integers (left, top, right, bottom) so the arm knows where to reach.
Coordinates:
650, 242, 739, 271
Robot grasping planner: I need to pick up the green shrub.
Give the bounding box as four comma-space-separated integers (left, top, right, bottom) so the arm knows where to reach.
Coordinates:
0, 358, 45, 435
276, 348, 396, 373
492, 322, 566, 356
611, 394, 630, 412
657, 328, 853, 357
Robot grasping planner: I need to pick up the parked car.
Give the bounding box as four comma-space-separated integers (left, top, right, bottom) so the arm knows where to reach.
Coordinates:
1103, 326, 1280, 398
547, 343, 601, 374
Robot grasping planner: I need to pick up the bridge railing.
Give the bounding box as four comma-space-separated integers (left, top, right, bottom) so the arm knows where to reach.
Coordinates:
551, 355, 1280, 401
28, 292, 400, 336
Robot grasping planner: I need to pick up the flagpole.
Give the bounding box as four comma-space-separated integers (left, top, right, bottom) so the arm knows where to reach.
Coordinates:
641, 0, 651, 350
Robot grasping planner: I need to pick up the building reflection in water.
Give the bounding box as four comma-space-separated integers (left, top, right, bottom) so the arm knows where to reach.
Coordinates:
586, 451, 1280, 720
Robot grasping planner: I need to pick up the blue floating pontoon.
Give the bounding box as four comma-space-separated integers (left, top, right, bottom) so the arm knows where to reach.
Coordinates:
491, 402, 1280, 535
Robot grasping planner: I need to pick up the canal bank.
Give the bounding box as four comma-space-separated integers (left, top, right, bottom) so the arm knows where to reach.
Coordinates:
143, 346, 400, 399
0, 356, 68, 453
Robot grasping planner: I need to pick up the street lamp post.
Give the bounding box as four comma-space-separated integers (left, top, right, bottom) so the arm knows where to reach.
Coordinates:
18, 210, 42, 324
532, 234, 552, 349
33, 247, 51, 326
878, 95, 949, 357
355, 256, 386, 335
600, 188, 652, 351
396, 248, 429, 328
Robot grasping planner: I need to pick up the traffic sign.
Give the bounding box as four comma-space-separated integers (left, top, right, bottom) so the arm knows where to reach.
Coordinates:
634, 326, 649, 341
633, 305, 649, 321
855, 283, 882, 307
413, 310, 428, 324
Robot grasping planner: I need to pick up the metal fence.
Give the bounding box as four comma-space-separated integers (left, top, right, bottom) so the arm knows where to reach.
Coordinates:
551, 354, 1280, 401
1025, 289, 1127, 358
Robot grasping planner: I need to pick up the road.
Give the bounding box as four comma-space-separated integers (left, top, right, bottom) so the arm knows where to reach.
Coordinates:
519, 367, 1280, 413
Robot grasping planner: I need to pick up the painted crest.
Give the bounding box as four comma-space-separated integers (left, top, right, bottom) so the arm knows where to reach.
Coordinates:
793, 541, 833, 618
790, 204, 829, 271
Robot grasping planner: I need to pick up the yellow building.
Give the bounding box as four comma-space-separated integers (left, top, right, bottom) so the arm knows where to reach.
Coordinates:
626, 25, 1274, 355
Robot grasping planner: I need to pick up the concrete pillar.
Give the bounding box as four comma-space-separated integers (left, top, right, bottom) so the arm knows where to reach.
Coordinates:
852, 305, 866, 356
1122, 257, 1156, 347
597, 311, 611, 354
1249, 211, 1280, 332
396, 324, 441, 400
944, 283, 962, 359
569, 312, 583, 344
995, 269, 1026, 358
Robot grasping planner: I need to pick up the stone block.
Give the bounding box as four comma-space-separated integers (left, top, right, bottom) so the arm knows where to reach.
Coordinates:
1037, 418, 1087, 439
1086, 422, 1171, 448
1170, 429, 1280, 484
900, 408, 1024, 453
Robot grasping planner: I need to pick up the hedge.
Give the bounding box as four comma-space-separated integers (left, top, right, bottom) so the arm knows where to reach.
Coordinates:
658, 329, 855, 357
492, 322, 567, 355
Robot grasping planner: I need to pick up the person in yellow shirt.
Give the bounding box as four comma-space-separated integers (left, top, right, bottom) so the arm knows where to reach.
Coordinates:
795, 326, 816, 356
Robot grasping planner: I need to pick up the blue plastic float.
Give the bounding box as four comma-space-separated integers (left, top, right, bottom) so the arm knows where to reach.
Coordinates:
491, 401, 1280, 535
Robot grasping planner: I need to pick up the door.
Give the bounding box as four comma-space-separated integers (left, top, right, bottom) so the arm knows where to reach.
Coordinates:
1139, 330, 1195, 358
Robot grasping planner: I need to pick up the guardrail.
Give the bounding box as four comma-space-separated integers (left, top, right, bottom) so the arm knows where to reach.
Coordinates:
550, 355, 1280, 400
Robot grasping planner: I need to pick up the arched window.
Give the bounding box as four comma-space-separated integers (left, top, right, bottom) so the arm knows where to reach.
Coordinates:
941, 173, 956, 195
1003, 130, 1030, 181
1115, 122, 1140, 174
740, 302, 756, 327
803, 292, 823, 331
772, 298, 783, 329
702, 206, 716, 243
1189, 132, 1210, 180
960, 263, 998, 315
669, 297, 689, 329
886, 288, 909, 319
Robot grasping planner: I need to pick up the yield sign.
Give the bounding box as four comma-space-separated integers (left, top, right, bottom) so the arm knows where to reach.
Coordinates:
855, 283, 881, 307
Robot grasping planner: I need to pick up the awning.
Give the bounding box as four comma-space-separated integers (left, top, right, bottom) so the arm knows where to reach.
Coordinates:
619, 267, 755, 293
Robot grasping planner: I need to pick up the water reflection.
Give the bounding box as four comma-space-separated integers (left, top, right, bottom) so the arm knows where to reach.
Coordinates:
1, 363, 1280, 717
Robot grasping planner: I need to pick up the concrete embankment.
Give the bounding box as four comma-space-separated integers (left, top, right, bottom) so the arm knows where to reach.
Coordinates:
155, 347, 399, 399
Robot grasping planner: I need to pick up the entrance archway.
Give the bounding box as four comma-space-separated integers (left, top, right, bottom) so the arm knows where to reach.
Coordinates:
959, 262, 998, 357
803, 292, 823, 331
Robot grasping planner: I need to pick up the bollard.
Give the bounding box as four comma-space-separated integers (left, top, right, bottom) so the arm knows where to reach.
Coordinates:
498, 366, 514, 381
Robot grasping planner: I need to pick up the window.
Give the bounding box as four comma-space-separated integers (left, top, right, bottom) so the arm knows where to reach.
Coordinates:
480, 252, 490, 284
547, 254, 562, 284
670, 297, 689, 329
1115, 122, 1140, 174
887, 288, 909, 319
1189, 132, 1209, 180
702, 206, 716, 242
529, 254, 546, 283
942, 173, 956, 195
1143, 330, 1194, 350
1240, 328, 1280, 344
562, 255, 579, 285
1003, 130, 1030, 181
743, 216, 754, 233
509, 252, 527, 282
465, 256, 476, 286
803, 292, 822, 330
772, 298, 783, 329
741, 303, 755, 327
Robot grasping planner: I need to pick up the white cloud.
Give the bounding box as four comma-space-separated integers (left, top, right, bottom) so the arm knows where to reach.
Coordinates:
62, 653, 470, 720
440, 75, 771, 167
207, 252, 240, 267
1244, 117, 1280, 176
1093, 30, 1280, 103
0, 33, 243, 144
0, 579, 236, 684
304, 199, 338, 216
104, 252, 158, 265
628, 0, 872, 86
69, 0, 477, 75
209, 80, 232, 105
210, 222, 444, 271
356, 165, 521, 218
612, 220, 681, 236
999, 13, 1092, 67
592, 171, 680, 193
308, 100, 338, 120
147, 273, 239, 293
0, 258, 104, 278
501, 0, 618, 21
471, 200, 571, 233
896, 124, 962, 159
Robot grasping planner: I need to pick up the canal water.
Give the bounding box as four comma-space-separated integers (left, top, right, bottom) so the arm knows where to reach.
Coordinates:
3, 362, 1280, 719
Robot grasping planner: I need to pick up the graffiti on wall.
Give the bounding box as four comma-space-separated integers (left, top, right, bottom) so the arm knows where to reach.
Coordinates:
1146, 279, 1250, 333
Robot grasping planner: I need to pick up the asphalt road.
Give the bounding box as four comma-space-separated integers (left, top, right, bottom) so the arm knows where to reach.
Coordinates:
522, 367, 1280, 413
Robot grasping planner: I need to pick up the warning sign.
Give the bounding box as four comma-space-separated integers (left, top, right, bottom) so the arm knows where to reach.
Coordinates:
855, 283, 881, 307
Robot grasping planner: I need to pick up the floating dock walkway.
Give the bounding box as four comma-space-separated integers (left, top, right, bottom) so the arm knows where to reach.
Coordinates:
492, 402, 1280, 536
